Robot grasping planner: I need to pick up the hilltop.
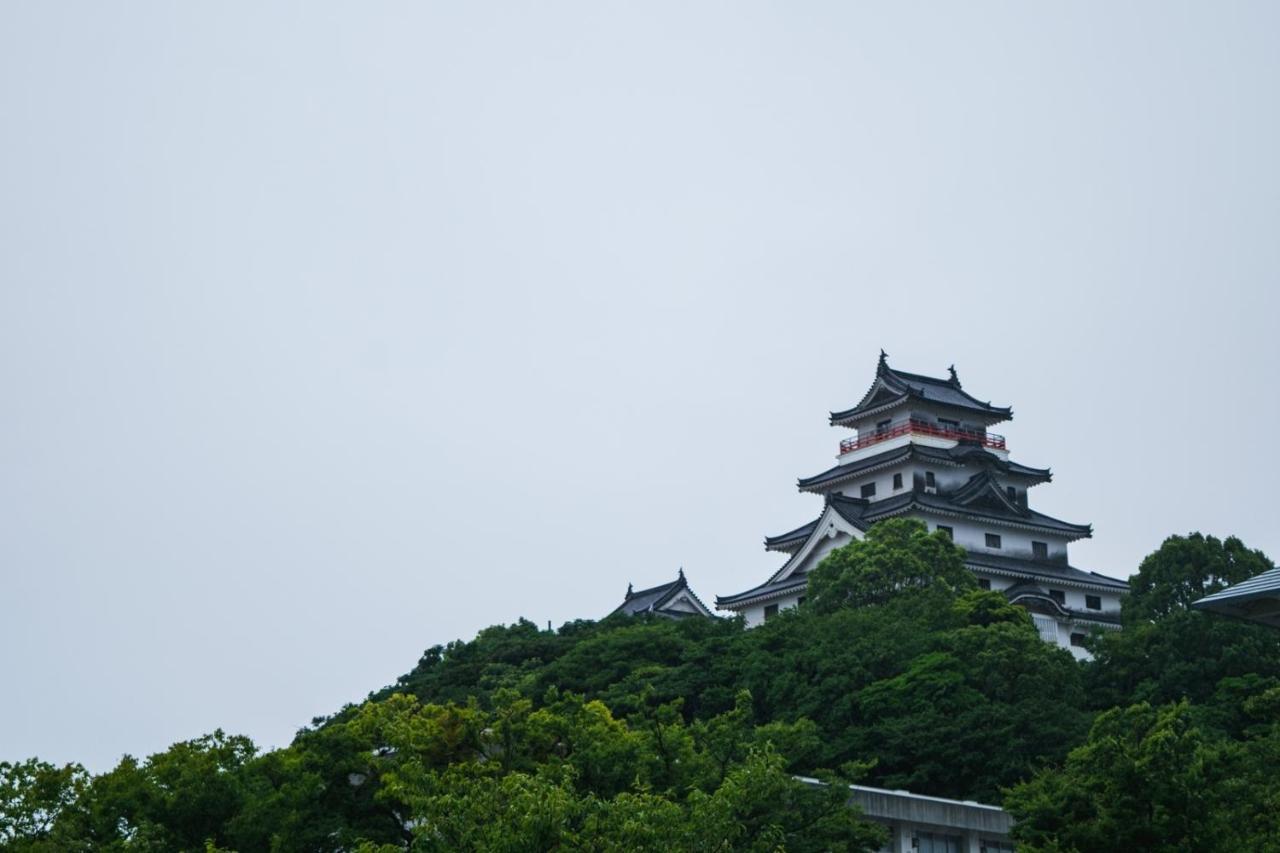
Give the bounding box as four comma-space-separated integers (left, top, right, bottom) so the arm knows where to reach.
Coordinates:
3, 522, 1280, 851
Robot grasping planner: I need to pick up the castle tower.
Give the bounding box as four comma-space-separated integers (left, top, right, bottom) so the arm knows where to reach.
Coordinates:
715, 353, 1128, 659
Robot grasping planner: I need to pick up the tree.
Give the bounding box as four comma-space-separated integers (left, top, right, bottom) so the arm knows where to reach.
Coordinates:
1123, 532, 1273, 623
0, 759, 87, 851
806, 518, 974, 613
852, 592, 1088, 801
362, 691, 886, 852
1003, 700, 1280, 852
1086, 534, 1280, 712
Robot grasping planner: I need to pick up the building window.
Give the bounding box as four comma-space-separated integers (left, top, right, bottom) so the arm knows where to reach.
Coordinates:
893, 472, 903, 490
796, 596, 806, 607
1049, 589, 1066, 605
1006, 486, 1017, 501
1085, 594, 1101, 610
763, 604, 779, 621
1032, 541, 1048, 559
917, 832, 964, 853
925, 471, 936, 488
985, 533, 1002, 549
1070, 632, 1087, 647
876, 419, 891, 434
938, 417, 960, 429
981, 840, 1016, 853
860, 482, 876, 498
936, 525, 953, 539
978, 578, 991, 590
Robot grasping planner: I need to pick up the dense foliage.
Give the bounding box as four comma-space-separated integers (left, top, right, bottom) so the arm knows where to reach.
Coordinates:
3, 522, 1278, 851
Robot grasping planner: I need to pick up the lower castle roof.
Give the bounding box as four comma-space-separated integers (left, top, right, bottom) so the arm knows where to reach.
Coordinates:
716, 553, 1128, 610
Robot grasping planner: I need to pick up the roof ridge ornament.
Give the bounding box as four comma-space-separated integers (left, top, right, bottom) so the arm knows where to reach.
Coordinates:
626, 582, 633, 597
948, 364, 961, 387
877, 349, 890, 376
678, 566, 685, 580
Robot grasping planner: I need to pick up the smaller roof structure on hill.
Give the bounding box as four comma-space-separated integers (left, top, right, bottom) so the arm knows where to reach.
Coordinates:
610, 569, 715, 619
1192, 567, 1280, 629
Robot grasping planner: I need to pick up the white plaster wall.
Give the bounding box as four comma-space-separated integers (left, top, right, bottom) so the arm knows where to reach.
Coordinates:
926, 518, 1070, 562
739, 593, 803, 627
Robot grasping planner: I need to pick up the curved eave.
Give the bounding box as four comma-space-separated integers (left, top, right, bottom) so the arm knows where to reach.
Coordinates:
716, 576, 808, 610
968, 556, 1129, 592
764, 519, 820, 553
869, 496, 1093, 541
830, 395, 1013, 429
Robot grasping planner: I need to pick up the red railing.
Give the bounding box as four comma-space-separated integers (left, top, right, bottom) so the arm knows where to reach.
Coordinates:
839, 418, 1006, 454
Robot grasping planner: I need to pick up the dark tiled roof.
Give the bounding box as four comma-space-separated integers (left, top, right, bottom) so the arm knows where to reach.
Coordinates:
966, 551, 1130, 591
715, 575, 809, 608
764, 518, 820, 552
862, 486, 1093, 540
610, 572, 714, 618
828, 493, 873, 529
830, 353, 1012, 426
798, 444, 1051, 493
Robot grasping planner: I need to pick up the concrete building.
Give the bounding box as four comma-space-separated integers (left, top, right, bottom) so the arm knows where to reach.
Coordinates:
717, 352, 1128, 659
798, 778, 1015, 852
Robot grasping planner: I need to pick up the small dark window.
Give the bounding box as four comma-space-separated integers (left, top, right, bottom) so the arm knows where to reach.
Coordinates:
893, 472, 903, 490
1006, 486, 1017, 501
1085, 595, 1102, 610
860, 482, 877, 498
978, 578, 991, 590
1049, 589, 1066, 605
763, 604, 779, 621
796, 596, 806, 607
1032, 541, 1048, 559
925, 471, 936, 488
938, 417, 959, 429
985, 533, 1002, 549
1070, 632, 1087, 647
936, 525, 953, 539
876, 419, 892, 434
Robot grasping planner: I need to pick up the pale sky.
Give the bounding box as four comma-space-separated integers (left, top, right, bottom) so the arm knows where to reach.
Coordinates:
2, 2, 1278, 771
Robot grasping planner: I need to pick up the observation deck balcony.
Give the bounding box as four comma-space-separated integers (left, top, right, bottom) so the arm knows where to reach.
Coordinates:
839, 418, 1007, 455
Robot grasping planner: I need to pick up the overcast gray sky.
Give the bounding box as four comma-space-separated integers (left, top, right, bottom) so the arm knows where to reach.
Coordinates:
3, 2, 1278, 771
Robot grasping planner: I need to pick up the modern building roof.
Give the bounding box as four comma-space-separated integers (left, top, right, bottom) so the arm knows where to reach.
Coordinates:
610, 570, 715, 619
797, 443, 1051, 493
1192, 566, 1280, 629
830, 352, 1012, 427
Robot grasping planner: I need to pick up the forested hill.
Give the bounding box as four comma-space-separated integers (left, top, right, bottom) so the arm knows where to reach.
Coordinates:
4, 521, 1280, 851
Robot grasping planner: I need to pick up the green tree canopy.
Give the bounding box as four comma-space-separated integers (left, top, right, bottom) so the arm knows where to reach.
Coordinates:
806, 518, 974, 613
1124, 532, 1273, 623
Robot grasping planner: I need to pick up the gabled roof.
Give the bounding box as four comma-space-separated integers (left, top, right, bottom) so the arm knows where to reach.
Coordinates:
1192, 566, 1280, 628
610, 570, 715, 619
830, 352, 1012, 427
797, 444, 1051, 494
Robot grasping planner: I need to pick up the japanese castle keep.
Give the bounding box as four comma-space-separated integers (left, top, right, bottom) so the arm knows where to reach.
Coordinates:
715, 352, 1129, 659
